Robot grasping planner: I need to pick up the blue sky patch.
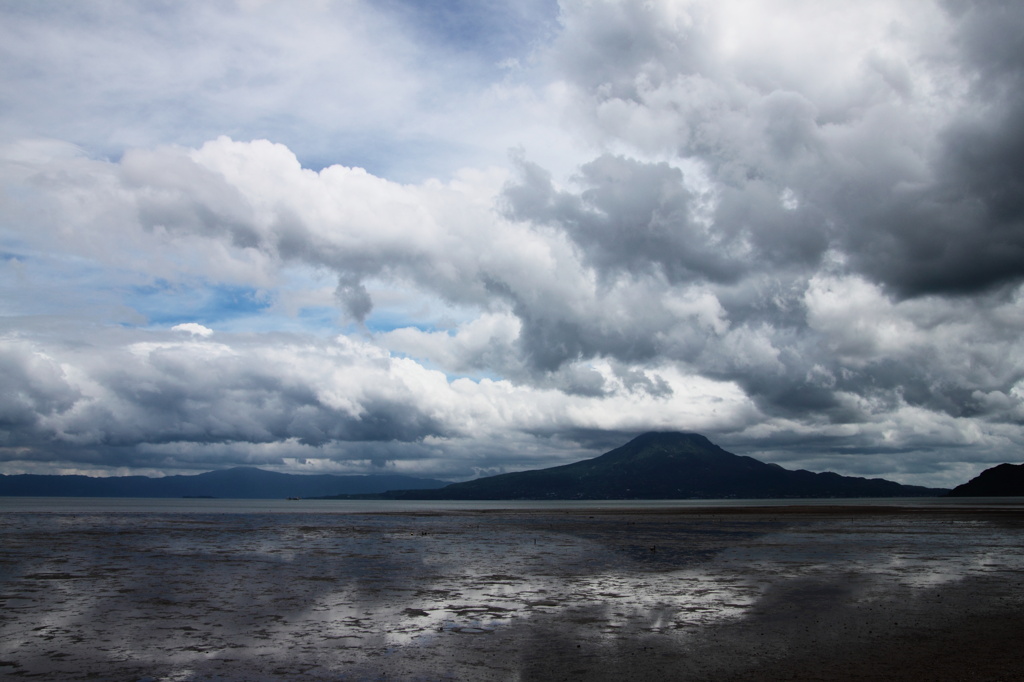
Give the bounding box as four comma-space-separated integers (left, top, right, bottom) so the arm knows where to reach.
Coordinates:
126, 280, 271, 328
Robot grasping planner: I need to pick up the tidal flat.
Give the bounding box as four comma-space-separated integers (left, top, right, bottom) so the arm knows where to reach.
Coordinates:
1, 504, 1023, 681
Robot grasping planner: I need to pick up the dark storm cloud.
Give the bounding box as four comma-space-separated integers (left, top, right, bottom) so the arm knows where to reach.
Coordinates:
503, 154, 742, 284
0, 334, 450, 469
538, 1, 1024, 301
0, 344, 78, 431
830, 2, 1024, 297
837, 120, 1024, 297
485, 0, 1024, 444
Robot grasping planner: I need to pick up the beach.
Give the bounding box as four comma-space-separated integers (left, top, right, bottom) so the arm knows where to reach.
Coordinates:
1, 503, 1023, 680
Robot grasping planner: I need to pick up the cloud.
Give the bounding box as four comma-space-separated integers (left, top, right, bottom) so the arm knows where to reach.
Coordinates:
172, 323, 214, 338
503, 153, 742, 284
0, 3, 423, 167
1, 0, 1024, 487
0, 327, 755, 476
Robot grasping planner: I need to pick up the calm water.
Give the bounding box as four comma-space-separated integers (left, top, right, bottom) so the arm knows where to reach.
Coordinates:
1, 495, 1021, 513
3, 495, 1023, 680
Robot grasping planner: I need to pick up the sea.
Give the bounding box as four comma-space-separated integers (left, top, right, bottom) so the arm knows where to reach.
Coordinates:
2, 495, 1022, 513
4, 494, 1024, 679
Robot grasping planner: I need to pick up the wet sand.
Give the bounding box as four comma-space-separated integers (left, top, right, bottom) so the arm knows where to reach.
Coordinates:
1, 505, 1023, 681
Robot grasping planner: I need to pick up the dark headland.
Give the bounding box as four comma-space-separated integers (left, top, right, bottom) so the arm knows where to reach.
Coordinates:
947, 462, 1024, 496
338, 432, 948, 500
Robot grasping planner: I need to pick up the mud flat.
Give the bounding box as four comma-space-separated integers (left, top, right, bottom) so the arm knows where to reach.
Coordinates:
1, 504, 1023, 681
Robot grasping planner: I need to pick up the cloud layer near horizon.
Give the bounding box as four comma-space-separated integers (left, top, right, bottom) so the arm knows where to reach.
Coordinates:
2, 0, 1023, 487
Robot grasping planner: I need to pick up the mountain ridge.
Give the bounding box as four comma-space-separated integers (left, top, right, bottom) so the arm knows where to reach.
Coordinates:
382, 432, 948, 500
0, 466, 447, 499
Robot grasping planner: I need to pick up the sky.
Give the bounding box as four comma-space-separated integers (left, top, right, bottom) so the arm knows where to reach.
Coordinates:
1, 0, 1023, 487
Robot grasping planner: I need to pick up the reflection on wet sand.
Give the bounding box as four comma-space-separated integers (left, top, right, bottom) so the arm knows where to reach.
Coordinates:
1, 507, 1023, 680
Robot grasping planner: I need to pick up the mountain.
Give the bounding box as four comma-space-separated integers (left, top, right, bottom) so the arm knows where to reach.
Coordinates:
0, 467, 447, 499
946, 462, 1024, 496
385, 432, 948, 500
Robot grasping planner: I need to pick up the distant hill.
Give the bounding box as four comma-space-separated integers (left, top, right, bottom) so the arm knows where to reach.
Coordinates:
0, 467, 447, 499
384, 432, 948, 500
947, 462, 1024, 496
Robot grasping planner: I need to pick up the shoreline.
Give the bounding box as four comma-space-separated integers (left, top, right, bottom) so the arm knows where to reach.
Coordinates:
3, 494, 1024, 516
